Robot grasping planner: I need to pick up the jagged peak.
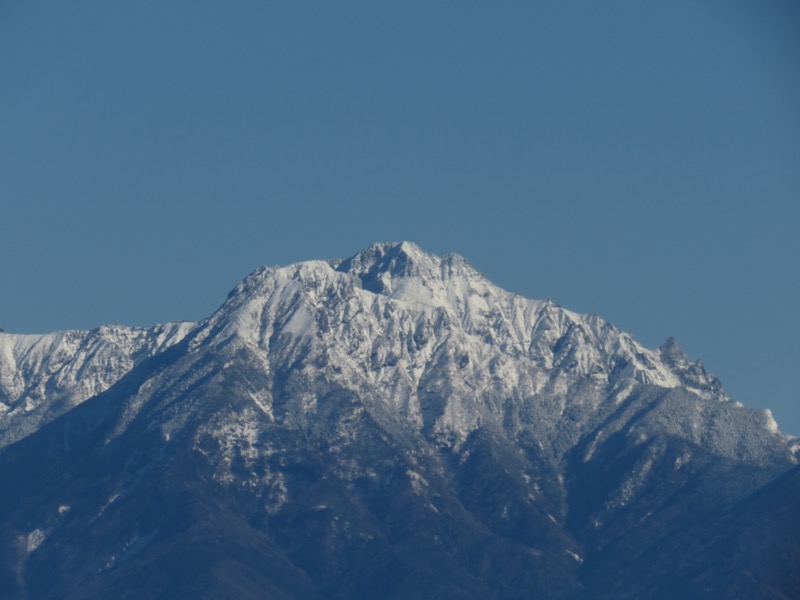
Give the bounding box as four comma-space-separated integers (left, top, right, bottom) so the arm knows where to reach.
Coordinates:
659, 336, 687, 365
659, 336, 705, 374
334, 242, 482, 298
224, 243, 484, 309
656, 336, 726, 400
336, 242, 433, 285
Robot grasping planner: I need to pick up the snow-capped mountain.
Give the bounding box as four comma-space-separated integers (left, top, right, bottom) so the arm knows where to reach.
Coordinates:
0, 242, 796, 599
172, 241, 793, 468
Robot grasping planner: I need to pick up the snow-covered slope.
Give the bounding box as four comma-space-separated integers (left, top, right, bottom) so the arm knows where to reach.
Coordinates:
0, 321, 195, 448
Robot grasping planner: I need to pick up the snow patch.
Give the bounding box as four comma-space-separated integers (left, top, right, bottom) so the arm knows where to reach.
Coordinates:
763, 409, 780, 434
26, 529, 46, 554
406, 469, 429, 495
96, 493, 121, 518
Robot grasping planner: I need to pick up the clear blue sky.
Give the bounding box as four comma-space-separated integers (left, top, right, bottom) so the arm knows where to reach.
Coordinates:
2, 1, 798, 434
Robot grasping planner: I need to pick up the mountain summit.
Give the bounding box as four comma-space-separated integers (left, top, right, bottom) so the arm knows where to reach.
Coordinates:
0, 243, 796, 599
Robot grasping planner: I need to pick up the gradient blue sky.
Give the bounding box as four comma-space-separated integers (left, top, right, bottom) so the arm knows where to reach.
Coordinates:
2, 1, 798, 434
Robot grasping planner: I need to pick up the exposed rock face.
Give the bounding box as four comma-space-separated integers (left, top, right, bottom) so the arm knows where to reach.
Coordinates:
0, 243, 795, 599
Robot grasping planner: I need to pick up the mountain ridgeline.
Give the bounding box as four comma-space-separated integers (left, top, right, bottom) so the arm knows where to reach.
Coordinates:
0, 242, 797, 599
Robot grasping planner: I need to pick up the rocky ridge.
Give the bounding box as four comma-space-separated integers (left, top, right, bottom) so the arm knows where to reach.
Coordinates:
0, 321, 195, 448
